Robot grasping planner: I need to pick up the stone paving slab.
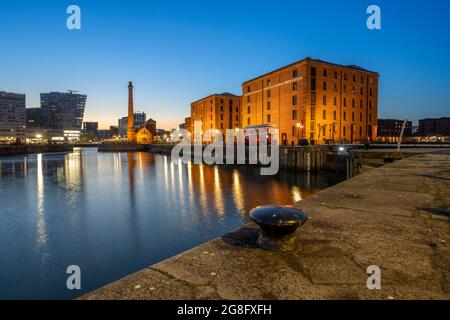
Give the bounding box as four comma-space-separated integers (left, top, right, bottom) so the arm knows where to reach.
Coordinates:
81, 151, 450, 300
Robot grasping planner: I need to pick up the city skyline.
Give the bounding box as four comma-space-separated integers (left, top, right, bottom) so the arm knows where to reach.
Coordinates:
1, 0, 449, 130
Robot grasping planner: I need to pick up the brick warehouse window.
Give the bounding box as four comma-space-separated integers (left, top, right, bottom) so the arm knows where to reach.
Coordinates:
352, 112, 355, 121
247, 86, 250, 93
292, 110, 297, 120
247, 106, 250, 114
360, 100, 363, 108
267, 101, 271, 110
310, 67, 316, 77
247, 117, 250, 125
311, 78, 316, 91
322, 110, 326, 120
247, 96, 250, 103
292, 81, 298, 91
292, 95, 298, 105
267, 79, 271, 86
333, 97, 337, 106
344, 98, 347, 107
323, 69, 327, 77
267, 114, 271, 122
334, 83, 338, 92
334, 71, 338, 79
343, 111, 346, 121
343, 126, 346, 136
333, 110, 337, 120
323, 95, 327, 105
323, 82, 327, 91
311, 93, 316, 105
352, 99, 355, 108
293, 69, 297, 78
267, 89, 271, 98
360, 113, 363, 121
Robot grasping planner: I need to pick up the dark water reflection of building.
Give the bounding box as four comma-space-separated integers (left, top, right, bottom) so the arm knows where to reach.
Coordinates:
0, 148, 344, 299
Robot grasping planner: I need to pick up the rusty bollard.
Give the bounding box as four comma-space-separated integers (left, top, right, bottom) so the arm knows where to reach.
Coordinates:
250, 205, 308, 252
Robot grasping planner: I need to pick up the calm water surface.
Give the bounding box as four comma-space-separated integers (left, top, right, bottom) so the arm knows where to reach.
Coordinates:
0, 148, 345, 299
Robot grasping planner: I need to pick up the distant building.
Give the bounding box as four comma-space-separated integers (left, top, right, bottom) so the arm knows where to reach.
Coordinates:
97, 129, 112, 140
179, 122, 186, 129
418, 117, 450, 137
184, 116, 192, 133
83, 122, 98, 136
145, 118, 157, 136
26, 107, 44, 129
191, 92, 241, 139
136, 127, 153, 144
377, 119, 412, 142
0, 91, 26, 143
118, 112, 146, 137
118, 116, 128, 137
134, 111, 146, 129
110, 125, 119, 136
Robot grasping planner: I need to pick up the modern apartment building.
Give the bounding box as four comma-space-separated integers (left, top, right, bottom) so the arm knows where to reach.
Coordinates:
40, 91, 87, 131
190, 92, 241, 137
241, 57, 379, 145
0, 91, 26, 143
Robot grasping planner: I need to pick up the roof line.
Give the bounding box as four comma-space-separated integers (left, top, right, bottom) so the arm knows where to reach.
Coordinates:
242, 57, 379, 85
190, 92, 240, 105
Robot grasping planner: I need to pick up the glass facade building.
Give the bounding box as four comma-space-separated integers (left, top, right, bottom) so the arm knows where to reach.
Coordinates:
40, 92, 87, 131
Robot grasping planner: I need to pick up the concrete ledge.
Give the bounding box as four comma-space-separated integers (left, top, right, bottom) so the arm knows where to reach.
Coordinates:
81, 151, 450, 300
0, 144, 73, 156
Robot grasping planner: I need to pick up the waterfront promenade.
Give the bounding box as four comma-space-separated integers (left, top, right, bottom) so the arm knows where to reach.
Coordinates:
0, 144, 73, 156
82, 150, 450, 300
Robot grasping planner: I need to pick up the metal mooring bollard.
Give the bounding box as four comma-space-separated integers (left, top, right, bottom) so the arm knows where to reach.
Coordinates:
250, 205, 308, 252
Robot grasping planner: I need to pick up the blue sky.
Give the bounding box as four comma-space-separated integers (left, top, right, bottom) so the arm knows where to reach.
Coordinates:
0, 0, 449, 129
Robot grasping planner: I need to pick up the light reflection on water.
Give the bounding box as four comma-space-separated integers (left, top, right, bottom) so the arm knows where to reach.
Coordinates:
0, 148, 345, 299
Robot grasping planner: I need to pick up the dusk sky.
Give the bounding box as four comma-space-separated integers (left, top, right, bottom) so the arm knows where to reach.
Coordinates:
0, 0, 449, 129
